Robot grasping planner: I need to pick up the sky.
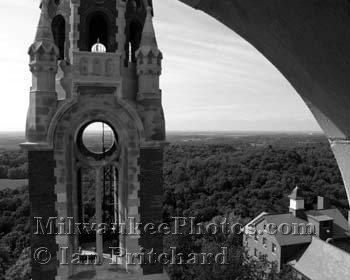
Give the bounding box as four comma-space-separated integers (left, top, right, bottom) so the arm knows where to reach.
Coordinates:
0, 0, 321, 132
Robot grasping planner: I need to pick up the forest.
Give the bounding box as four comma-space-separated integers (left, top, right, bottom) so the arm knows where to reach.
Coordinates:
0, 133, 348, 279
0, 151, 27, 179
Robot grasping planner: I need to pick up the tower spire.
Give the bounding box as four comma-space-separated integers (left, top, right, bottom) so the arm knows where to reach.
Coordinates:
35, 0, 55, 44
29, 0, 58, 58
135, 4, 165, 141
140, 7, 158, 49
136, 6, 162, 62
26, 0, 58, 143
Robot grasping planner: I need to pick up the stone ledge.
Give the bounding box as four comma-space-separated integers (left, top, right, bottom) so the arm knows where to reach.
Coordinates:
20, 141, 53, 151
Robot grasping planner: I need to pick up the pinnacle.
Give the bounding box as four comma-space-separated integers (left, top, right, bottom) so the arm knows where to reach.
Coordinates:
35, 0, 55, 44
139, 6, 158, 49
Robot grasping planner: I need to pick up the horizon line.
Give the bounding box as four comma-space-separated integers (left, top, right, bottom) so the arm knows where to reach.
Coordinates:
0, 130, 324, 134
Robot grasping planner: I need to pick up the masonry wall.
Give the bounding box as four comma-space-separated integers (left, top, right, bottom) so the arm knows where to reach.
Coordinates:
138, 147, 164, 275
28, 151, 57, 280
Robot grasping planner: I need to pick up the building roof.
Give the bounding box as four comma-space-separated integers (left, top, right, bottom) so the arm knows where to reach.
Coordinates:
307, 214, 333, 222
288, 186, 303, 200
245, 208, 350, 246
244, 211, 268, 230
290, 237, 350, 280
333, 238, 350, 253
306, 209, 350, 239
264, 213, 313, 246
245, 197, 350, 278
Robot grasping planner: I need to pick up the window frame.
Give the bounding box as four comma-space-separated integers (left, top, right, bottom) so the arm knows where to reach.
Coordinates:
272, 243, 277, 254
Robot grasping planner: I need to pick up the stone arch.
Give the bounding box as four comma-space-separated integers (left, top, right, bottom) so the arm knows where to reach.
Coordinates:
47, 98, 146, 147
87, 12, 109, 51
50, 100, 146, 277
177, 0, 350, 205
79, 7, 117, 52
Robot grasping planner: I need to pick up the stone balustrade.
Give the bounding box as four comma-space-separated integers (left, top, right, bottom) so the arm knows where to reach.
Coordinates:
73, 51, 121, 87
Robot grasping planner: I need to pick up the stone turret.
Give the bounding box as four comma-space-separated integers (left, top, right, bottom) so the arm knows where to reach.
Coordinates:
136, 6, 165, 141
26, 0, 58, 144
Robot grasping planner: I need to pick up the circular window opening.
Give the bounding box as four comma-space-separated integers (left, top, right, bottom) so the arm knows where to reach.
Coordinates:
81, 122, 115, 155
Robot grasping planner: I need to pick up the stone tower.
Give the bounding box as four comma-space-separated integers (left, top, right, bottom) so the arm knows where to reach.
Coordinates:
22, 0, 167, 279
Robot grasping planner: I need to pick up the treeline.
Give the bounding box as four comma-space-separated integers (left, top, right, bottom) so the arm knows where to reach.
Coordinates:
0, 151, 27, 179
163, 135, 348, 279
0, 187, 30, 280
0, 135, 348, 279
163, 136, 347, 222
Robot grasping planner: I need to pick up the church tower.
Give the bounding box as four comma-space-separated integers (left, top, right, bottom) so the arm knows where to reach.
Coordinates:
22, 0, 167, 279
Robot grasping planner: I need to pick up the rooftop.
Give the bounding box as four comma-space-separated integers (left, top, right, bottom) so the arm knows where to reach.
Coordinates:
288, 186, 303, 200
290, 237, 350, 280
264, 213, 313, 246
245, 206, 350, 246
307, 209, 350, 239
307, 214, 333, 222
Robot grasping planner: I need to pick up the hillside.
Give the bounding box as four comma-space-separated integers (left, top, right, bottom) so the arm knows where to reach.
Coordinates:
0, 133, 348, 279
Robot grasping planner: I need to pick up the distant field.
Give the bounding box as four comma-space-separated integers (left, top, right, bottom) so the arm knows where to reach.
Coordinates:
0, 131, 325, 150
0, 179, 28, 190
0, 132, 25, 150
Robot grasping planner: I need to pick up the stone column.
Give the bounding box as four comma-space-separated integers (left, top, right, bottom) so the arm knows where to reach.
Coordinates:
69, 0, 80, 63
28, 150, 57, 280
95, 167, 103, 258
330, 140, 350, 207
113, 167, 118, 225
138, 146, 164, 275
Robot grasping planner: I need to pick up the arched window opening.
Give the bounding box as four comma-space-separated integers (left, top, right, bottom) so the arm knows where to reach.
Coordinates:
51, 15, 65, 60
126, 20, 143, 65
88, 13, 108, 52
126, 0, 142, 13
128, 42, 133, 63
135, 0, 142, 9
76, 121, 120, 258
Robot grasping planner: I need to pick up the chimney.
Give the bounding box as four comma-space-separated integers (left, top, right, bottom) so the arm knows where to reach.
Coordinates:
289, 186, 305, 219
317, 196, 331, 210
